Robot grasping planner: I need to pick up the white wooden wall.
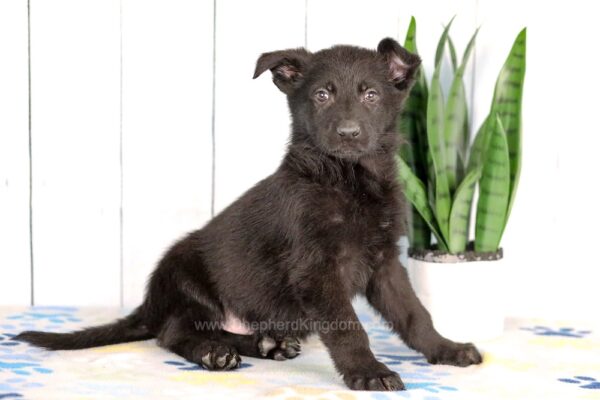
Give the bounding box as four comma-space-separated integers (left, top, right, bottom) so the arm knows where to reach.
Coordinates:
0, 0, 598, 321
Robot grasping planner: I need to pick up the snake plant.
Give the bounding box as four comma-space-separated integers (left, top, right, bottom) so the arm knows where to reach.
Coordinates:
397, 17, 526, 254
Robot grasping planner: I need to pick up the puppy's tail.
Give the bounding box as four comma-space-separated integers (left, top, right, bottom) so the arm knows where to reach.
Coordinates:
12, 307, 153, 350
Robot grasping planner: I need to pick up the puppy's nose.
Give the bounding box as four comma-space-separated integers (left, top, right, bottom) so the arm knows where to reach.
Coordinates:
336, 120, 361, 138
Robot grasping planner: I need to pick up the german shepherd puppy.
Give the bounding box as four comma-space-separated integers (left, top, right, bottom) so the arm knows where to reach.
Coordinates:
15, 38, 482, 391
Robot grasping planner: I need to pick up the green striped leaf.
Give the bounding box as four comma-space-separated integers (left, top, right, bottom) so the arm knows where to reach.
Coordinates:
434, 17, 456, 67
403, 16, 419, 53
397, 156, 448, 251
448, 36, 458, 71
443, 28, 479, 192
400, 16, 429, 182
448, 167, 482, 253
428, 21, 454, 239
398, 120, 431, 249
490, 28, 527, 226
433, 173, 451, 242
475, 116, 510, 252
408, 207, 432, 250
399, 16, 431, 249
467, 116, 490, 173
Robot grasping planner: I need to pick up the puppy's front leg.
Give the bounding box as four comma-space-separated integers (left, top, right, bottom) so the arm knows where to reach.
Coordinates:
366, 257, 482, 366
309, 279, 405, 391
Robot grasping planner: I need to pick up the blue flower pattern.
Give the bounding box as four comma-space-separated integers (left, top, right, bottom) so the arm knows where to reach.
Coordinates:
558, 376, 600, 390
520, 326, 592, 338
163, 359, 253, 371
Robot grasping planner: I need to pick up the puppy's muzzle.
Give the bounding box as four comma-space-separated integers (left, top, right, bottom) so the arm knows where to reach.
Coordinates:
336, 120, 361, 138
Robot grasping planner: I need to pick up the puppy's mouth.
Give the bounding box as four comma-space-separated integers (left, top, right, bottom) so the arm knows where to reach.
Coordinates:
328, 146, 368, 159
314, 127, 374, 159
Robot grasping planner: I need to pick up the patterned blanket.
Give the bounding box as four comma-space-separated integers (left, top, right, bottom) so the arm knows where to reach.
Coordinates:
1, 299, 598, 399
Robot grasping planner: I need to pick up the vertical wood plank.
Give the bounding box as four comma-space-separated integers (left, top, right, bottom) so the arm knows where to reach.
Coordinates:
121, 0, 214, 307
555, 3, 600, 319
31, 0, 121, 305
475, 0, 599, 320
213, 0, 306, 214
555, 2, 600, 291
307, 0, 400, 50
0, 0, 31, 305
474, 0, 553, 318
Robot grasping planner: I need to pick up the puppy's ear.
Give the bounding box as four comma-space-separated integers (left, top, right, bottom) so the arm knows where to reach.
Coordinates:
253, 48, 312, 94
377, 38, 421, 90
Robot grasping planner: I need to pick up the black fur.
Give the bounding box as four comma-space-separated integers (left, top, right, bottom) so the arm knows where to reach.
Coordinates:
15, 307, 152, 350
14, 38, 482, 391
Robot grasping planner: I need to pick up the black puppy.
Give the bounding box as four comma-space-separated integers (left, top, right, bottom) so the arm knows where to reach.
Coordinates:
15, 38, 482, 391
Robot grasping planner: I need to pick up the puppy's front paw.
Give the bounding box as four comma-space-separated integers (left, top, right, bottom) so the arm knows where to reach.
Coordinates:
427, 341, 482, 367
258, 336, 301, 360
344, 368, 405, 391
343, 364, 405, 391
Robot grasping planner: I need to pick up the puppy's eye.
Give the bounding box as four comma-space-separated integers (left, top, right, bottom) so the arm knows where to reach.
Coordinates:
364, 89, 379, 103
315, 89, 330, 103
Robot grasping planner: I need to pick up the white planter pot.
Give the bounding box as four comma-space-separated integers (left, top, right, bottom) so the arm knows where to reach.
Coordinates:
407, 255, 505, 343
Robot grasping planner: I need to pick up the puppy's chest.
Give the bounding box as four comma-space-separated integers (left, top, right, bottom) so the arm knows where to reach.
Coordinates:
327, 186, 400, 295
323, 182, 401, 247
331, 183, 399, 227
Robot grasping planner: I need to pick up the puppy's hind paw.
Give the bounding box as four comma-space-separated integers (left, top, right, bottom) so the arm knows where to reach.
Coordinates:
193, 342, 242, 371
258, 336, 301, 360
